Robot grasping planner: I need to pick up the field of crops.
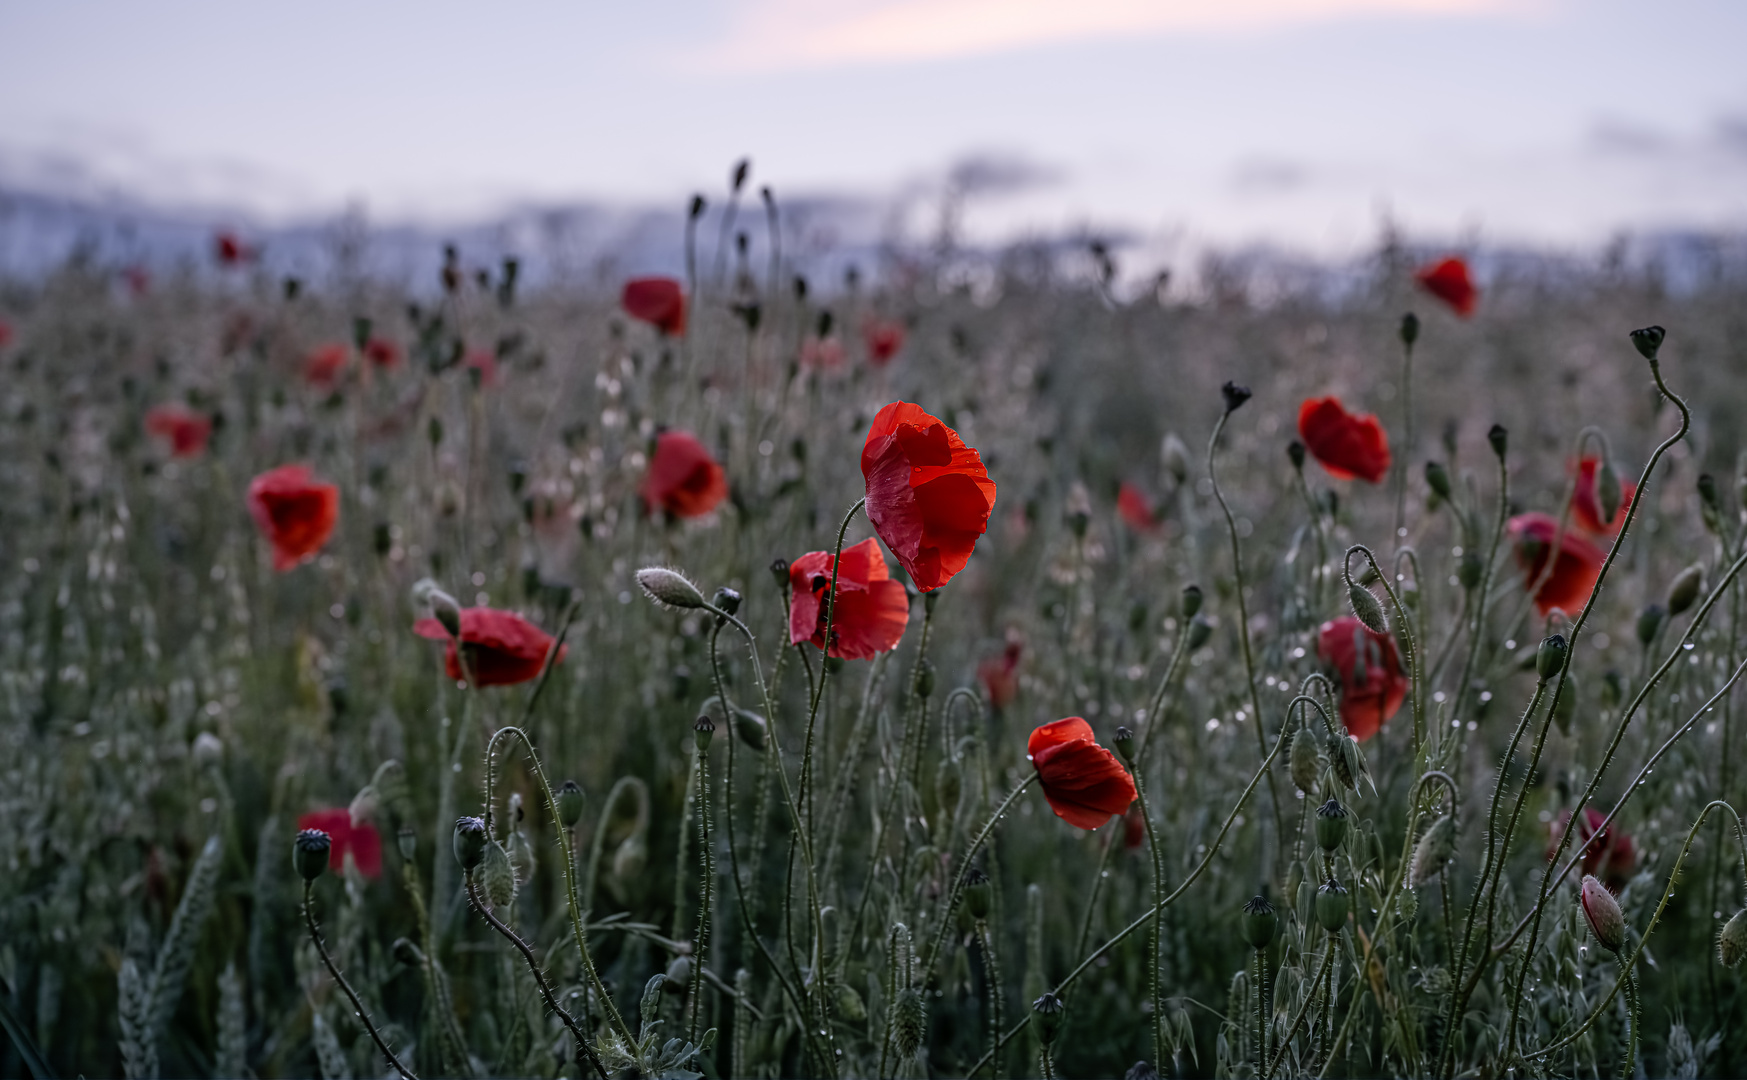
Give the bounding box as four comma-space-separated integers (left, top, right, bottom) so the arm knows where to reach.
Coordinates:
3, 193, 1747, 1078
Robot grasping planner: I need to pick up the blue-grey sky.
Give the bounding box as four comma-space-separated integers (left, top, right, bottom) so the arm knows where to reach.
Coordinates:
2, 0, 1744, 254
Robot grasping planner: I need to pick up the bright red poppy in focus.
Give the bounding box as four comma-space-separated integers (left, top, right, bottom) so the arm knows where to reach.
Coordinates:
296, 808, 382, 879
1571, 457, 1634, 536
622, 277, 686, 336
1508, 513, 1605, 616
1027, 717, 1138, 830
861, 402, 997, 592
305, 343, 349, 389
1548, 807, 1637, 893
1317, 615, 1408, 742
364, 338, 402, 368
1414, 257, 1478, 317
979, 636, 1023, 710
863, 318, 906, 366
247, 465, 338, 571
413, 607, 568, 687
787, 537, 911, 660
1117, 482, 1159, 532
144, 404, 212, 459
641, 430, 728, 518
1298, 397, 1391, 483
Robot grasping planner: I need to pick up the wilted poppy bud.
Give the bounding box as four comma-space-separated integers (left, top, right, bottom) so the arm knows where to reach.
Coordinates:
1241, 894, 1277, 950
1399, 312, 1420, 347
1536, 634, 1567, 681
1032, 992, 1065, 1044
712, 586, 742, 619
1595, 459, 1623, 526
693, 715, 715, 753
1221, 381, 1252, 414
1180, 584, 1204, 620
1349, 583, 1389, 635
1458, 549, 1484, 591
1289, 727, 1321, 794
1287, 441, 1306, 472
1487, 424, 1508, 461
1580, 874, 1625, 952
1628, 325, 1665, 361
556, 780, 586, 829
1186, 615, 1213, 652
636, 567, 707, 610
397, 825, 417, 862
733, 708, 768, 751
1667, 564, 1704, 617
916, 661, 936, 699
413, 578, 463, 639
1113, 725, 1136, 767
963, 868, 993, 920
1424, 461, 1452, 501
769, 557, 790, 591
665, 954, 692, 990
1161, 433, 1190, 484
294, 829, 332, 882
1410, 814, 1457, 887
1316, 878, 1350, 933
453, 816, 489, 872
1718, 909, 1747, 967
1315, 799, 1349, 853
1636, 604, 1666, 647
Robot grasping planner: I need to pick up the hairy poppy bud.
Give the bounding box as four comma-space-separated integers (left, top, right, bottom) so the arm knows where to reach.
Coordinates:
1161, 433, 1190, 484
453, 816, 488, 872
1636, 603, 1666, 648
556, 781, 585, 829
1288, 441, 1306, 472
1349, 583, 1389, 635
1718, 909, 1747, 967
1186, 615, 1213, 652
712, 586, 742, 618
636, 567, 707, 610
1667, 564, 1704, 617
1399, 312, 1420, 347
1458, 549, 1484, 591
1113, 725, 1136, 767
1410, 814, 1457, 887
1241, 894, 1277, 950
1315, 799, 1349, 853
1032, 992, 1065, 1044
413, 578, 463, 639
1487, 424, 1508, 461
1316, 878, 1350, 933
1628, 325, 1665, 361
936, 757, 962, 821
1424, 460, 1452, 501
769, 557, 790, 591
1180, 584, 1204, 620
294, 829, 331, 882
963, 868, 992, 920
1220, 381, 1252, 414
1580, 874, 1625, 952
1289, 727, 1321, 794
1536, 634, 1567, 681
693, 715, 715, 753
733, 708, 768, 751
1595, 459, 1623, 526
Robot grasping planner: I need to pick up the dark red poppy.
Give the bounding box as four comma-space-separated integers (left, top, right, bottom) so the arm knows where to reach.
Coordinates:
863, 318, 906, 366
144, 404, 212, 459
1298, 397, 1391, 483
1508, 513, 1604, 616
1317, 615, 1408, 742
247, 464, 339, 571
413, 607, 568, 687
363, 337, 401, 368
1117, 482, 1158, 532
861, 402, 997, 592
464, 348, 500, 387
1122, 805, 1147, 850
1027, 717, 1138, 830
215, 230, 251, 267
0, 320, 11, 349
978, 636, 1023, 710
787, 537, 911, 660
1570, 457, 1634, 536
1414, 257, 1478, 317
123, 266, 151, 296
641, 430, 728, 518
800, 336, 846, 371
296, 808, 382, 879
305, 343, 349, 389
1548, 807, 1637, 893
622, 277, 686, 336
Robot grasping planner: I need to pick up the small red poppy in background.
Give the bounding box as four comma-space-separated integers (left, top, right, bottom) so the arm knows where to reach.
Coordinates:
979, 634, 1023, 709
413, 607, 567, 686
1549, 807, 1637, 893
642, 430, 728, 518
305, 343, 350, 389
787, 537, 911, 660
1117, 482, 1159, 532
861, 401, 997, 592
1298, 397, 1391, 483
122, 266, 151, 296
464, 348, 499, 387
1414, 257, 1478, 317
1317, 615, 1408, 742
0, 320, 14, 349
622, 277, 687, 336
863, 318, 906, 366
144, 404, 212, 459
1027, 717, 1138, 830
800, 336, 847, 371
296, 808, 382, 879
247, 464, 339, 571
215, 230, 251, 267
1508, 513, 1604, 616
363, 337, 402, 369
1122, 805, 1147, 850
1571, 457, 1634, 536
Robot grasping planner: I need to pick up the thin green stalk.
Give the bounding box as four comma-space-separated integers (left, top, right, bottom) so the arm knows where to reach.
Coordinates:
303, 881, 418, 1080
974, 920, 1004, 1079
919, 775, 1038, 978
1448, 438, 1509, 722
688, 731, 716, 1045
1266, 933, 1337, 1078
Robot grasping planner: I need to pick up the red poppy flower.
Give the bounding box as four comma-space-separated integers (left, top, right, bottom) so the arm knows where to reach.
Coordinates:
296, 808, 382, 879
641, 430, 728, 518
861, 402, 997, 592
0, 320, 12, 349
1508, 513, 1604, 616
1414, 257, 1478, 317
1317, 615, 1408, 742
1122, 805, 1147, 850
978, 636, 1023, 710
1027, 718, 1138, 830
413, 607, 568, 687
144, 404, 212, 459
1117, 482, 1158, 532
1570, 457, 1634, 536
364, 337, 401, 368
787, 537, 911, 660
247, 464, 339, 571
622, 277, 686, 336
215, 230, 251, 267
800, 336, 846, 371
464, 348, 500, 387
1298, 397, 1391, 483
1548, 807, 1637, 893
863, 318, 906, 366
123, 266, 151, 296
305, 343, 349, 389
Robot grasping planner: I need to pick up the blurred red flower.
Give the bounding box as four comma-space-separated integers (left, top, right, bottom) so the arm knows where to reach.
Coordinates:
0, 320, 11, 349
787, 537, 911, 660
1117, 482, 1158, 532
1549, 807, 1637, 892
863, 318, 906, 366
215, 230, 251, 267
1571, 457, 1634, 536
1414, 257, 1478, 317
1508, 513, 1604, 616
800, 336, 846, 371
1298, 397, 1391, 483
978, 636, 1023, 710
247, 464, 339, 571
641, 430, 728, 518
123, 266, 151, 296
861, 402, 997, 592
144, 404, 212, 459
1317, 615, 1407, 742
464, 348, 499, 387
305, 343, 350, 389
622, 277, 686, 336
414, 607, 567, 686
1123, 805, 1147, 850
1027, 717, 1137, 830
296, 808, 382, 879
364, 337, 402, 369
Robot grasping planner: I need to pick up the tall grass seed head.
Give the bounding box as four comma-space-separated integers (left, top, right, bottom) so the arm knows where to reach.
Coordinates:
294, 829, 332, 882
1410, 814, 1457, 887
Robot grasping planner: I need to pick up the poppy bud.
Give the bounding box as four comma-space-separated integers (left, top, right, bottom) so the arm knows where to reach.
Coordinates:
713, 586, 742, 619
1718, 909, 1747, 967
1636, 603, 1666, 647
1595, 459, 1623, 526
1186, 615, 1213, 652
769, 557, 790, 591
1241, 894, 1277, 950
397, 825, 417, 862
392, 937, 425, 966
733, 708, 768, 751
1180, 584, 1204, 620
414, 578, 463, 639
1125, 1061, 1161, 1080
689, 194, 707, 219
665, 954, 692, 990
935, 757, 962, 821
1315, 799, 1349, 853
1113, 725, 1136, 767
1424, 461, 1452, 501
1349, 583, 1389, 635
294, 829, 331, 882
1487, 424, 1508, 461
1220, 381, 1252, 414
1628, 325, 1665, 361
1399, 312, 1420, 347
731, 158, 750, 193
1580, 874, 1625, 952
1699, 474, 1723, 534
1288, 441, 1306, 472
1289, 727, 1321, 794
1410, 814, 1457, 887
636, 567, 707, 610
693, 715, 715, 753
1316, 878, 1350, 933
1032, 992, 1065, 1045
551, 781, 586, 832
1536, 634, 1567, 681
1667, 564, 1704, 617
1458, 549, 1484, 591
916, 661, 935, 699
963, 868, 992, 920
1161, 433, 1190, 484
453, 816, 488, 872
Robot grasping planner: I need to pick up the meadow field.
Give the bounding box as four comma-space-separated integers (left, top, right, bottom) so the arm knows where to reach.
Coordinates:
2, 190, 1747, 1079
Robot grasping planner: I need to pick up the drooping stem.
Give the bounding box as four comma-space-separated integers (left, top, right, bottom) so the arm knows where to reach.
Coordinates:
920, 775, 1038, 978
303, 881, 418, 1080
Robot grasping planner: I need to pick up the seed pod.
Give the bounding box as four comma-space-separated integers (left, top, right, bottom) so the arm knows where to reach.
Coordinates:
293, 829, 332, 882
1636, 604, 1666, 647
1315, 799, 1349, 853
693, 715, 716, 753
1536, 634, 1567, 681
1241, 894, 1277, 950
1180, 584, 1203, 620
1399, 312, 1420, 347
1487, 424, 1508, 461
1718, 909, 1747, 968
1289, 727, 1321, 794
1113, 725, 1136, 767
1288, 441, 1307, 472
769, 558, 790, 591
453, 816, 488, 872
1328, 734, 1356, 790
1349, 583, 1388, 635
1425, 461, 1452, 501
612, 836, 647, 885
1458, 549, 1484, 590
635, 567, 707, 610
963, 868, 992, 921
556, 780, 586, 829
1667, 564, 1704, 617
1595, 459, 1623, 526
1316, 878, 1350, 933
1186, 615, 1213, 652
712, 586, 742, 618
893, 986, 927, 1057
1221, 382, 1252, 414
1125, 1061, 1162, 1080
1628, 325, 1665, 361
1410, 814, 1457, 887
1580, 874, 1625, 952
733, 708, 768, 751
1032, 991, 1066, 1044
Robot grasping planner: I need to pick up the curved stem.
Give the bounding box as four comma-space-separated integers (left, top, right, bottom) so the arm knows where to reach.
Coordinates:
1266, 934, 1337, 1079
920, 775, 1038, 978
302, 881, 418, 1080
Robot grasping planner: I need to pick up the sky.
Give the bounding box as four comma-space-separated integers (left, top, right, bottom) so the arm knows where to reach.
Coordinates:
1, 0, 1745, 257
